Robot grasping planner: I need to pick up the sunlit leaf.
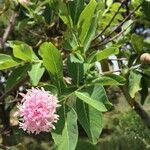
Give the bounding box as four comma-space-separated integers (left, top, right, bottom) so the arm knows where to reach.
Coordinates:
39, 42, 63, 78
91, 47, 119, 63
78, 0, 97, 52
92, 74, 126, 86
0, 54, 21, 70
28, 62, 45, 86
10, 41, 39, 61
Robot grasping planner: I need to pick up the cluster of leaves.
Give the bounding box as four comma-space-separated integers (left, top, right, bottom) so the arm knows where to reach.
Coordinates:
0, 0, 150, 149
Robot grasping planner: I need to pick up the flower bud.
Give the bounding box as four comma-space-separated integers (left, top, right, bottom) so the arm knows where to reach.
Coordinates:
140, 53, 150, 64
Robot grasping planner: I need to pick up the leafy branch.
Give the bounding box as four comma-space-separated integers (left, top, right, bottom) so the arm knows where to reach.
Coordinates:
93, 0, 126, 42
91, 20, 134, 48
91, 3, 142, 49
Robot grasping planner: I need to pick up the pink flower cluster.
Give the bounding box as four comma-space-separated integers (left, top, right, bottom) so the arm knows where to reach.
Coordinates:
17, 87, 60, 134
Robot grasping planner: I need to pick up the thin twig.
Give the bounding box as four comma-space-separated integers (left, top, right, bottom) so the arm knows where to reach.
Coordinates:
101, 4, 141, 42
91, 19, 135, 48
0, 12, 18, 49
91, 4, 141, 49
93, 0, 125, 41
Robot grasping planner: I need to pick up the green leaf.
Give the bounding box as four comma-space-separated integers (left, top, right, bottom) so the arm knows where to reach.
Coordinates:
70, 53, 84, 63
10, 41, 39, 61
92, 74, 126, 86
39, 42, 64, 94
131, 34, 144, 53
43, 84, 58, 95
59, 2, 73, 28
76, 85, 111, 144
5, 64, 29, 92
52, 106, 78, 150
91, 47, 119, 63
106, 0, 113, 7
67, 55, 85, 85
43, 3, 54, 25
76, 100, 103, 144
142, 0, 150, 21
28, 62, 45, 86
39, 42, 63, 79
128, 71, 142, 98
128, 54, 138, 68
75, 86, 111, 112
76, 139, 97, 150
83, 13, 99, 51
78, 0, 97, 51
122, 20, 133, 35
63, 32, 79, 51
0, 54, 21, 70
68, 0, 84, 25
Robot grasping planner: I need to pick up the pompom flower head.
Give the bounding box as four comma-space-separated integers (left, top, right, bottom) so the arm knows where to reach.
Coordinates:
17, 87, 60, 134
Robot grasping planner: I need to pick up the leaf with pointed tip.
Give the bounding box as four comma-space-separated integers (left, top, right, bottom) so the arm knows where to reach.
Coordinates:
52, 106, 78, 150
76, 139, 97, 150
91, 74, 126, 86
76, 100, 103, 144
76, 85, 111, 144
78, 0, 97, 52
67, 55, 85, 85
0, 54, 21, 70
39, 42, 65, 94
75, 86, 111, 112
68, 0, 84, 25
90, 47, 119, 63
28, 62, 45, 86
128, 71, 142, 98
10, 41, 38, 61
39, 42, 63, 79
